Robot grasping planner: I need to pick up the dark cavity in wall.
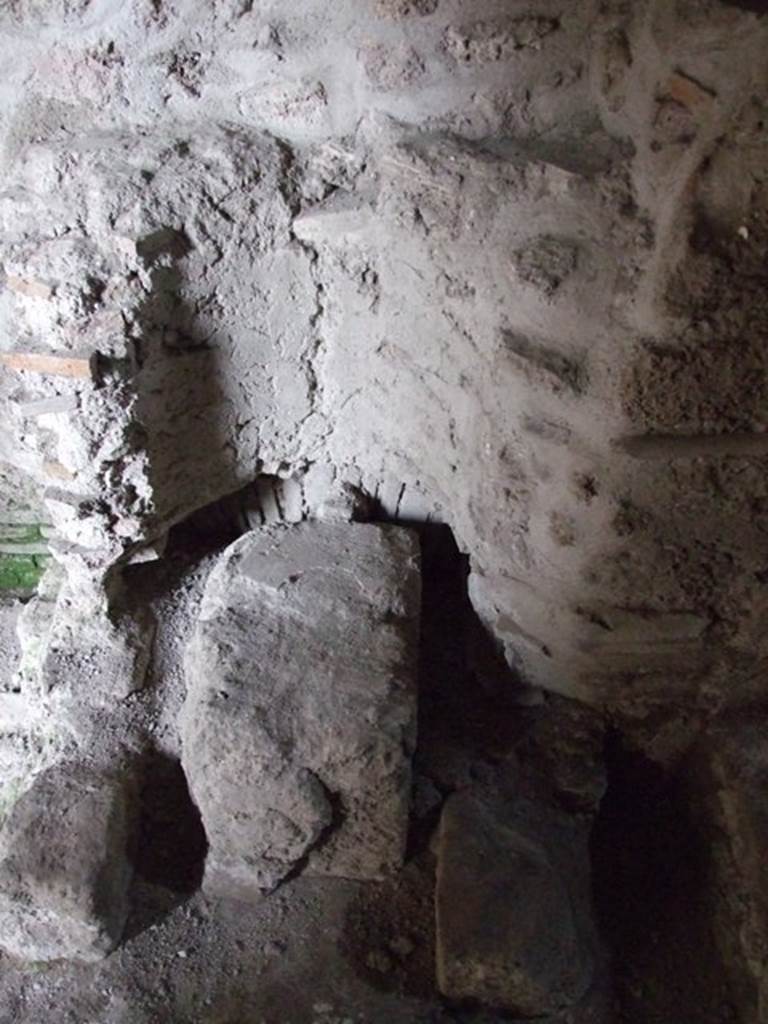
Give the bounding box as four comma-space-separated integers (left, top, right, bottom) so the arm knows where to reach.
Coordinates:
126, 752, 208, 939
411, 524, 525, 791
134, 752, 207, 892
590, 734, 735, 1024
163, 477, 275, 555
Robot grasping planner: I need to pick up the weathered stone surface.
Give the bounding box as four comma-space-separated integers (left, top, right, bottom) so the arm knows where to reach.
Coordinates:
181, 521, 420, 899
0, 761, 137, 963
685, 723, 768, 1022
435, 793, 594, 1016
41, 598, 155, 707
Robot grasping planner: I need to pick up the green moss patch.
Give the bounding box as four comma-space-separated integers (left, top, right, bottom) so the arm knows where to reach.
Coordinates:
0, 553, 50, 592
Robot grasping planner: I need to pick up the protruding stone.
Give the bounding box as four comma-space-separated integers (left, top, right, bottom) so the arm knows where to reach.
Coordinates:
361, 43, 426, 91
239, 79, 331, 141
511, 236, 579, 297
292, 200, 374, 247
0, 761, 137, 963
435, 793, 594, 1016
653, 98, 697, 145
43, 460, 76, 481
375, 0, 438, 17
518, 696, 607, 815
598, 29, 633, 112
181, 521, 421, 900
499, 329, 586, 396
443, 18, 559, 64
124, 533, 168, 565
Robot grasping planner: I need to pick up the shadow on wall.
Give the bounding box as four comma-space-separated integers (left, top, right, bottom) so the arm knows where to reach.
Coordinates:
129, 230, 241, 545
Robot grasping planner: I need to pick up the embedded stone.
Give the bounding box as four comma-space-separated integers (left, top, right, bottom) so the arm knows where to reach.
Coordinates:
511, 236, 579, 296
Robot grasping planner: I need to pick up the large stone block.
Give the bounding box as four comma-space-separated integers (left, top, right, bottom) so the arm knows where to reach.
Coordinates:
181, 521, 421, 899
0, 761, 137, 962
435, 792, 594, 1016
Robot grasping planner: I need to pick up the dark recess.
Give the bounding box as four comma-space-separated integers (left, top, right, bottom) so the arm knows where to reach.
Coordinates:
134, 753, 207, 894
590, 734, 734, 1023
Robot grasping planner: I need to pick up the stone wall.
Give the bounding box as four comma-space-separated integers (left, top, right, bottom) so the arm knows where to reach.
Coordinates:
0, 0, 767, 724
0, 4, 767, 1016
